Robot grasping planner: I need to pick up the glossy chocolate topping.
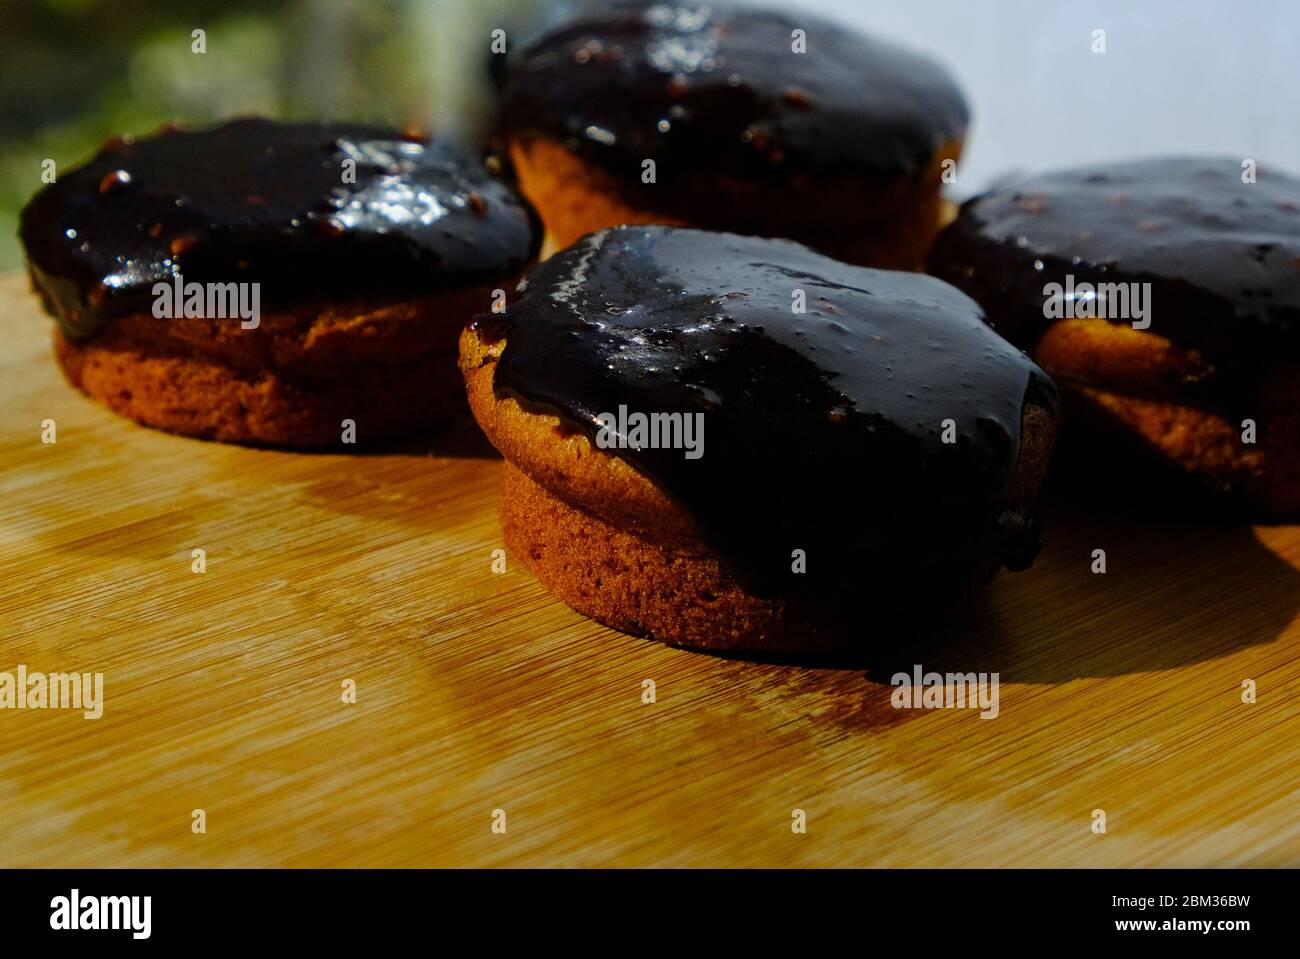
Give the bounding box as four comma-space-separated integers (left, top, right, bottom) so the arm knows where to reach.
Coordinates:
929, 157, 1300, 397
20, 117, 541, 339
497, 0, 969, 187
474, 226, 1056, 598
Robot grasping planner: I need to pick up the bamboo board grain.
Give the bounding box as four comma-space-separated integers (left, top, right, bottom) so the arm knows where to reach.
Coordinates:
0, 271, 1298, 867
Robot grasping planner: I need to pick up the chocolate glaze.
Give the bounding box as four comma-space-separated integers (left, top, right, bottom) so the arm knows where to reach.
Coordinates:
497, 1, 969, 189
19, 117, 541, 339
928, 157, 1300, 409
473, 226, 1056, 600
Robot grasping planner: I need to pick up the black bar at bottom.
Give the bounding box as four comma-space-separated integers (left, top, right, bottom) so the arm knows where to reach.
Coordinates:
0, 868, 1283, 945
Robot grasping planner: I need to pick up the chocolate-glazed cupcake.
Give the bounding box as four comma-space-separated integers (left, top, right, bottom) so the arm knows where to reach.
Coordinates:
929, 157, 1300, 519
460, 226, 1058, 653
19, 117, 540, 446
495, 1, 968, 269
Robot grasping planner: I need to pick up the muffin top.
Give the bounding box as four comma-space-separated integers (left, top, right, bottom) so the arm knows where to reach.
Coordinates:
497, 0, 969, 187
20, 117, 541, 338
929, 157, 1300, 363
474, 226, 1054, 596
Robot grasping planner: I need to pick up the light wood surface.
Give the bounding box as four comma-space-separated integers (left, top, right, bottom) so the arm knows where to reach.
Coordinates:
1, 271, 1297, 867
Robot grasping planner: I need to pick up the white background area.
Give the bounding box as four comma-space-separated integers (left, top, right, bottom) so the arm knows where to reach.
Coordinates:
803, 0, 1300, 195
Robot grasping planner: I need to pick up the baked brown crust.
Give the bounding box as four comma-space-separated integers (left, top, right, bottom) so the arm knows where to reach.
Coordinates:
499, 460, 819, 652
461, 325, 1058, 651
1033, 318, 1299, 518
52, 283, 506, 446
508, 135, 962, 269
460, 325, 692, 539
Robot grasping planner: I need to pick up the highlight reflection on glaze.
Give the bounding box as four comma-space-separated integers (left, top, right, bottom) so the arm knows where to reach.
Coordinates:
21, 118, 541, 339
498, 1, 969, 186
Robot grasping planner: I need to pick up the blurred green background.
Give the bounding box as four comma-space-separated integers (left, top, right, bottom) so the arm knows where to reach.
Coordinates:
0, 0, 552, 270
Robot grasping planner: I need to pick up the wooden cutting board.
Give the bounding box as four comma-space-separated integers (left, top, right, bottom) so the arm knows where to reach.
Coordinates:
1, 270, 1297, 867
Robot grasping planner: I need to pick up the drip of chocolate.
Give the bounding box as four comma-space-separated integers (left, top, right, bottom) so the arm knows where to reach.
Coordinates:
20, 117, 541, 339
497, 1, 969, 187
474, 226, 1056, 599
928, 157, 1300, 408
